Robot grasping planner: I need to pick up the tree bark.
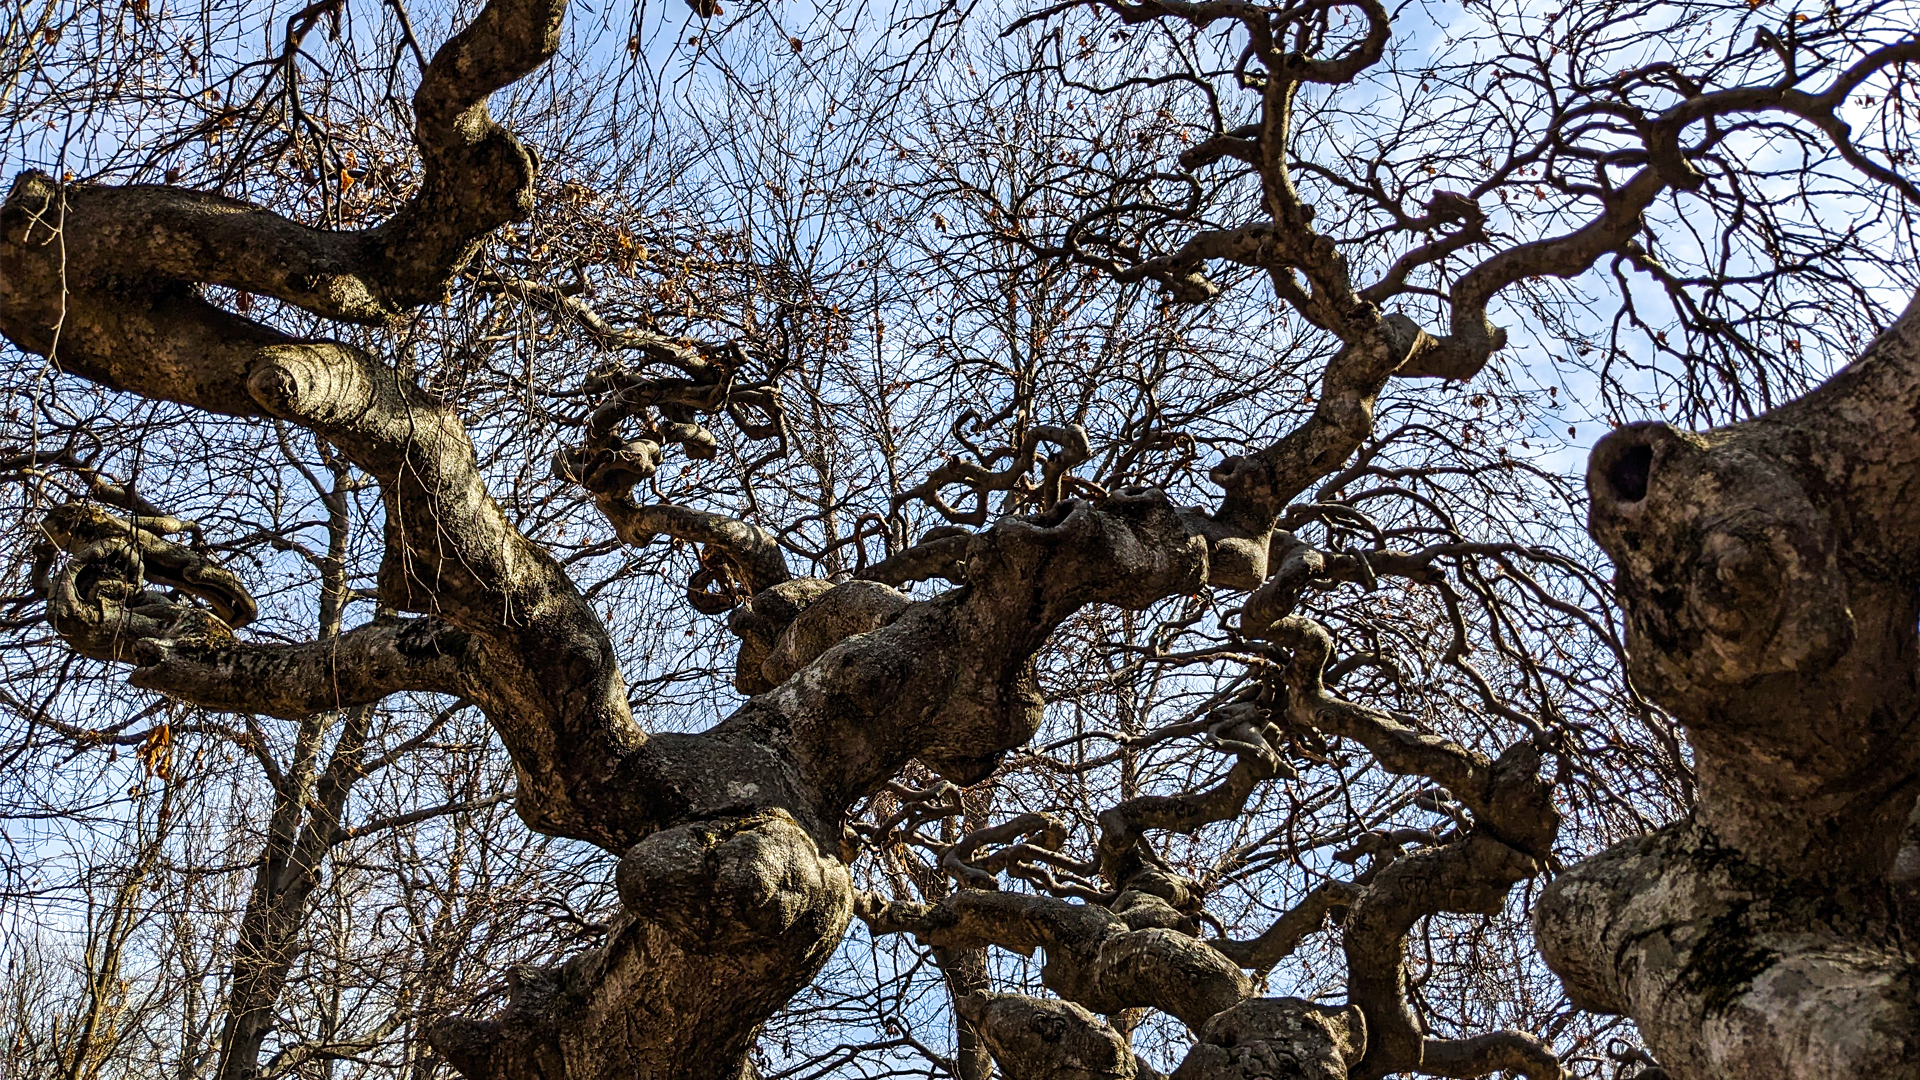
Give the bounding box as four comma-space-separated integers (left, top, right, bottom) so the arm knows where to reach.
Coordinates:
861, 619, 1564, 1080
12, 0, 1910, 1069
936, 947, 997, 1080
1538, 288, 1920, 1079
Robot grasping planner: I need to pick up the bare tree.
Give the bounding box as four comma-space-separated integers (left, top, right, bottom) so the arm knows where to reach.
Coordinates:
1, 0, 1916, 1077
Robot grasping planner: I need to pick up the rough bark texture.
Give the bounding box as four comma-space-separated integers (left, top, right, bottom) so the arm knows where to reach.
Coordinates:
1538, 289, 1920, 1078
6, 0, 1915, 1072
1170, 999, 1364, 1080
0, 130, 1267, 1068
1, 134, 1555, 1069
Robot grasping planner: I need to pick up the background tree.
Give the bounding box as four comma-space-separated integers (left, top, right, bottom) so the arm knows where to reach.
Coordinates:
0, 0, 1915, 1078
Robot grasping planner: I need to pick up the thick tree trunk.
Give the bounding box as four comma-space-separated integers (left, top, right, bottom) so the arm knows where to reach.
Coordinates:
18, 0, 1909, 1065
1538, 289, 1920, 1078
429, 810, 853, 1080
0, 141, 1538, 1074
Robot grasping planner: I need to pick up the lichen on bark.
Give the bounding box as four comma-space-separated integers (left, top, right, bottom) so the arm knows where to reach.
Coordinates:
1540, 290, 1920, 1080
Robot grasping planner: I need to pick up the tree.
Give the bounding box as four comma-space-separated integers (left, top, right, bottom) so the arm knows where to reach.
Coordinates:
0, 0, 1915, 1076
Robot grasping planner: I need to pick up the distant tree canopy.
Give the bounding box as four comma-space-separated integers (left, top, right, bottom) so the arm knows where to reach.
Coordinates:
0, 0, 1916, 1078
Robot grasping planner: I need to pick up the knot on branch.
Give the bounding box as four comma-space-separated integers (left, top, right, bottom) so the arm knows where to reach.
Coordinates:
1111, 857, 1209, 931
1200, 700, 1292, 774
973, 487, 1208, 614
553, 366, 766, 497
1587, 421, 1853, 709
856, 525, 972, 587
553, 355, 783, 515
747, 578, 911, 692
437, 810, 849, 1080
1170, 998, 1365, 1080
955, 993, 1147, 1080
724, 574, 921, 694
1166, 267, 1222, 304
614, 808, 851, 950
38, 502, 257, 663
1085, 926, 1254, 1029
556, 359, 801, 620
1178, 124, 1261, 171
728, 577, 834, 693
247, 345, 381, 426
1422, 189, 1484, 225
1258, 615, 1335, 691
552, 437, 664, 496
